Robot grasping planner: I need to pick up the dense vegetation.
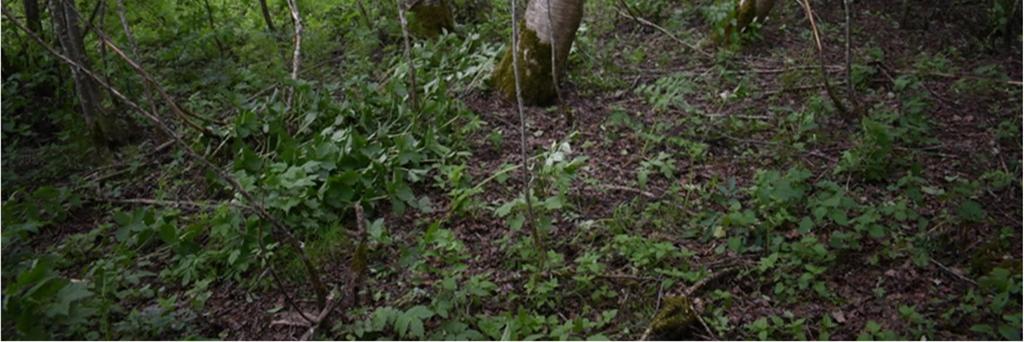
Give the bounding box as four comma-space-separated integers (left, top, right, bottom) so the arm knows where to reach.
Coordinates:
1, 0, 1021, 340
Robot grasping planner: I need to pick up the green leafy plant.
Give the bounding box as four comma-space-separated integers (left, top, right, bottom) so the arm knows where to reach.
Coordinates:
2, 257, 95, 339
837, 118, 896, 181
635, 73, 697, 112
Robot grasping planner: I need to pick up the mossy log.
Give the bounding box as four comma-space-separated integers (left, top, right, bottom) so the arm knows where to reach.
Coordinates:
649, 296, 698, 339
408, 0, 455, 37
491, 0, 583, 106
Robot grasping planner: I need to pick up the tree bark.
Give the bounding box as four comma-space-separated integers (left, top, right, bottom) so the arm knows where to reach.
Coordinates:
714, 0, 774, 46
407, 0, 455, 37
754, 0, 774, 22
50, 0, 122, 148
492, 0, 583, 106
737, 0, 774, 33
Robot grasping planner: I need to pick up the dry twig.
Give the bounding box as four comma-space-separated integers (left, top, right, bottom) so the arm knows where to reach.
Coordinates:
930, 258, 979, 287
614, 2, 711, 57
795, 0, 849, 115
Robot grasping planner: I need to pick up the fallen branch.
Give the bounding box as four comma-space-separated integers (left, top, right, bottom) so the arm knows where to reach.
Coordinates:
85, 139, 174, 182
684, 266, 740, 297
615, 4, 711, 58
300, 289, 343, 340
930, 258, 979, 287
756, 80, 848, 99
598, 184, 660, 200
96, 197, 252, 211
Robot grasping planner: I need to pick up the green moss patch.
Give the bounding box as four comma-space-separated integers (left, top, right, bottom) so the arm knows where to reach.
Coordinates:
491, 22, 557, 106
409, 0, 455, 38
649, 296, 698, 339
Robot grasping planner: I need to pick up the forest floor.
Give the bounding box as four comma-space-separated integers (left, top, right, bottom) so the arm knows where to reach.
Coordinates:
2, 0, 1021, 340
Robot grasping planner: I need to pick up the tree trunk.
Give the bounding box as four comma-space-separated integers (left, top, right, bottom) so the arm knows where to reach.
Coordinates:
50, 0, 122, 148
754, 0, 774, 22
737, 0, 774, 33
492, 0, 583, 106
1004, 0, 1021, 50
257, 0, 276, 31
203, 0, 227, 57
407, 0, 454, 37
715, 0, 774, 46
23, 0, 42, 34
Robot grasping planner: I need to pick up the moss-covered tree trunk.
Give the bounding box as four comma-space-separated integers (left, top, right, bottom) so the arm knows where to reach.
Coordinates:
715, 0, 775, 45
50, 0, 124, 149
407, 0, 455, 37
492, 0, 583, 106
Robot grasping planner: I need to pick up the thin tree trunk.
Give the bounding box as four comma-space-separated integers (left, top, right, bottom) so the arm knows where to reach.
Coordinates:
754, 0, 774, 21
257, 0, 275, 31
202, 0, 226, 57
508, 0, 543, 269
284, 0, 303, 112
354, 0, 374, 31
843, 0, 855, 106
96, 0, 120, 103
51, 0, 119, 148
492, 0, 583, 105
396, 0, 419, 109
115, 0, 161, 126
23, 0, 42, 34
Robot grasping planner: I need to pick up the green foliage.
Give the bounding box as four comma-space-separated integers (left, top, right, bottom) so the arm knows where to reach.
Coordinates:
965, 268, 1024, 340
611, 234, 690, 270
637, 152, 676, 187
837, 118, 896, 181
495, 137, 586, 244
625, 0, 673, 21
702, 0, 741, 47
635, 72, 697, 112
2, 257, 95, 339
745, 312, 807, 340
857, 320, 901, 340
2, 0, 1020, 340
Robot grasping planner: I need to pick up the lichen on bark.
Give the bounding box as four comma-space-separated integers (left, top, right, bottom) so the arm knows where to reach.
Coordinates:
408, 0, 455, 38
